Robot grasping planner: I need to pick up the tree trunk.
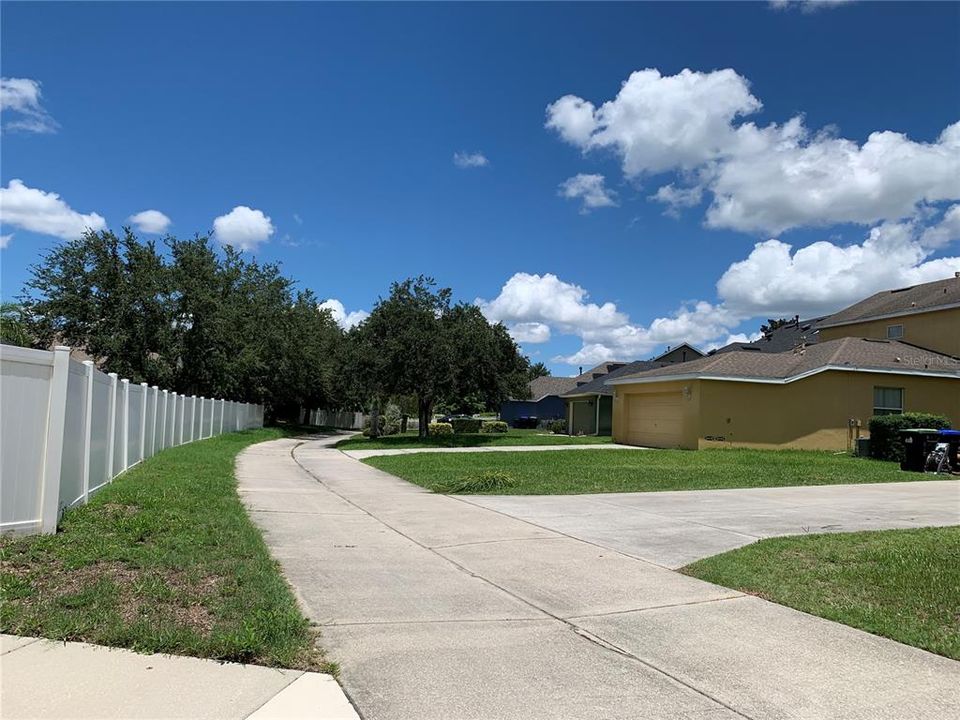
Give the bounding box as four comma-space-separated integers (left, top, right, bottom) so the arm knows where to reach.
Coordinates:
418, 397, 432, 438
369, 396, 381, 438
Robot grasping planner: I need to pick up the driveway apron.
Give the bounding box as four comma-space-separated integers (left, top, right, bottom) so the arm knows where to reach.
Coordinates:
238, 436, 960, 720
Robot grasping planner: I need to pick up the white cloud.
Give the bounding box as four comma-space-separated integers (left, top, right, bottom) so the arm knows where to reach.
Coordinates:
920, 204, 960, 249
547, 68, 960, 235
650, 183, 703, 216
128, 209, 171, 234
769, 0, 854, 12
453, 151, 489, 168
0, 77, 58, 133
477, 273, 627, 336
319, 299, 369, 330
507, 322, 551, 344
0, 234, 11, 249
547, 68, 762, 176
293, 213, 303, 225
212, 206, 274, 251
481, 217, 960, 369
704, 121, 960, 234
717, 221, 960, 318
0, 179, 106, 240
558, 174, 617, 212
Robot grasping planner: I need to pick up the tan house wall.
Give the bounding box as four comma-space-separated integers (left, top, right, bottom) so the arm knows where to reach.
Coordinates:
818, 307, 960, 358
612, 380, 701, 448
613, 371, 960, 451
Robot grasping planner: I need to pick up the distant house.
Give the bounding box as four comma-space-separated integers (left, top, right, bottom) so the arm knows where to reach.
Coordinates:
609, 275, 960, 451
712, 316, 825, 355
560, 360, 666, 435
653, 343, 705, 364
499, 363, 626, 427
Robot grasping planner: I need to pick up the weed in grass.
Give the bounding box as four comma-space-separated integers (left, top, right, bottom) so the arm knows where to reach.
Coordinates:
435, 470, 518, 494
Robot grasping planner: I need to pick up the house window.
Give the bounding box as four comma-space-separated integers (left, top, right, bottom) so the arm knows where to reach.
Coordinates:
873, 387, 903, 416
886, 324, 904, 339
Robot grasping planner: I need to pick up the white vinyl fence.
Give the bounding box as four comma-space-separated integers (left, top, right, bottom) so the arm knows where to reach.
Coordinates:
306, 409, 367, 430
0, 344, 264, 536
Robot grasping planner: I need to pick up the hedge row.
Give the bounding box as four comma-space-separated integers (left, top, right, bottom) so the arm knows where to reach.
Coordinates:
868, 413, 952, 461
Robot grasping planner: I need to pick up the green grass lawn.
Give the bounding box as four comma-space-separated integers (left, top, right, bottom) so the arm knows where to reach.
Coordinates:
337, 427, 612, 450
683, 527, 960, 660
363, 447, 910, 494
0, 427, 331, 672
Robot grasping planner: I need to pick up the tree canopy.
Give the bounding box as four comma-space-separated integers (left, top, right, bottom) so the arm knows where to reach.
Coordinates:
20, 233, 531, 431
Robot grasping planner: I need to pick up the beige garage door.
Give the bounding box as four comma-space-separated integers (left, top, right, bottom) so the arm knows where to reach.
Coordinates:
627, 392, 684, 448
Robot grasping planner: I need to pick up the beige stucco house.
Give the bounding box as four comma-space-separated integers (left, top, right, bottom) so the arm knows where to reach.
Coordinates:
609, 275, 960, 451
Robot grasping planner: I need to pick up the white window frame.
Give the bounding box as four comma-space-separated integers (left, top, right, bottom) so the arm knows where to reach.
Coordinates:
886, 324, 904, 340
873, 386, 904, 416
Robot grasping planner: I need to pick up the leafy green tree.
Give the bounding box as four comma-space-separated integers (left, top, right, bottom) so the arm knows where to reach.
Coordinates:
22, 229, 176, 385
528, 361, 551, 380
0, 302, 35, 347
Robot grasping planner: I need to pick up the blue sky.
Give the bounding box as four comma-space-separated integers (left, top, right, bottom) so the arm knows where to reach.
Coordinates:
2, 1, 959, 373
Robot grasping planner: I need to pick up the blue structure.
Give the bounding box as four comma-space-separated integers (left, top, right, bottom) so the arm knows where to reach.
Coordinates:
500, 396, 566, 427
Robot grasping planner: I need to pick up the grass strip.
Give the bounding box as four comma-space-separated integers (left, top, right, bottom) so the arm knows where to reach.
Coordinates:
0, 427, 332, 672
682, 526, 960, 660
336, 428, 612, 450
364, 447, 909, 494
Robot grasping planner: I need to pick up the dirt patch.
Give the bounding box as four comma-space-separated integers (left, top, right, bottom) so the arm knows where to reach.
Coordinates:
1, 557, 221, 636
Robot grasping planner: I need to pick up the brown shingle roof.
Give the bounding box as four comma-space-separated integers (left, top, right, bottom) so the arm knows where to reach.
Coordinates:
527, 375, 580, 400
610, 337, 960, 384
819, 275, 960, 328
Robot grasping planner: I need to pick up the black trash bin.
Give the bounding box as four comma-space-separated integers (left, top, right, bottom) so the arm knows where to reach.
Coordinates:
899, 428, 941, 472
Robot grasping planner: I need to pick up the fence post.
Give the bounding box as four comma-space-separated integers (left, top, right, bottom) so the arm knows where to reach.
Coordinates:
190, 395, 196, 442
177, 394, 185, 445
199, 396, 205, 439
81, 361, 95, 504
39, 346, 71, 533
139, 382, 148, 462
170, 393, 177, 446
150, 386, 159, 455
160, 390, 169, 450
106, 373, 118, 481
208, 398, 214, 437
120, 379, 130, 472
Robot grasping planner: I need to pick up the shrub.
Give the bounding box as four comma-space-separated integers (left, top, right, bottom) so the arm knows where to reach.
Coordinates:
868, 413, 951, 461
480, 420, 509, 434
361, 414, 386, 437
435, 471, 518, 494
547, 419, 567, 435
382, 402, 402, 436
428, 422, 453, 436
450, 417, 482, 434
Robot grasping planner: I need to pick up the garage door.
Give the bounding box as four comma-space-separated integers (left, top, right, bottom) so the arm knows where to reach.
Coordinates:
626, 392, 684, 448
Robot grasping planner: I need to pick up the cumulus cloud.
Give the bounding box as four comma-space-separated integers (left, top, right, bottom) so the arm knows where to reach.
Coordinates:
547, 68, 762, 175
212, 206, 274, 251
480, 215, 960, 369
128, 209, 171, 234
0, 77, 59, 133
0, 179, 106, 240
558, 174, 617, 212
453, 151, 489, 168
507, 322, 551, 344
920, 204, 960, 249
319, 299, 370, 330
0, 234, 11, 249
717, 221, 960, 318
547, 68, 960, 235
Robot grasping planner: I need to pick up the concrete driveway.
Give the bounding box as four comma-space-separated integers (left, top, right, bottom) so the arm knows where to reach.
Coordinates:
464, 479, 960, 567
238, 436, 960, 720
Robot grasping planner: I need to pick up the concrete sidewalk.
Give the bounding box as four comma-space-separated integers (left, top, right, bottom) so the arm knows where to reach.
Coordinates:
0, 634, 359, 720
239, 436, 960, 720
341, 442, 641, 459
